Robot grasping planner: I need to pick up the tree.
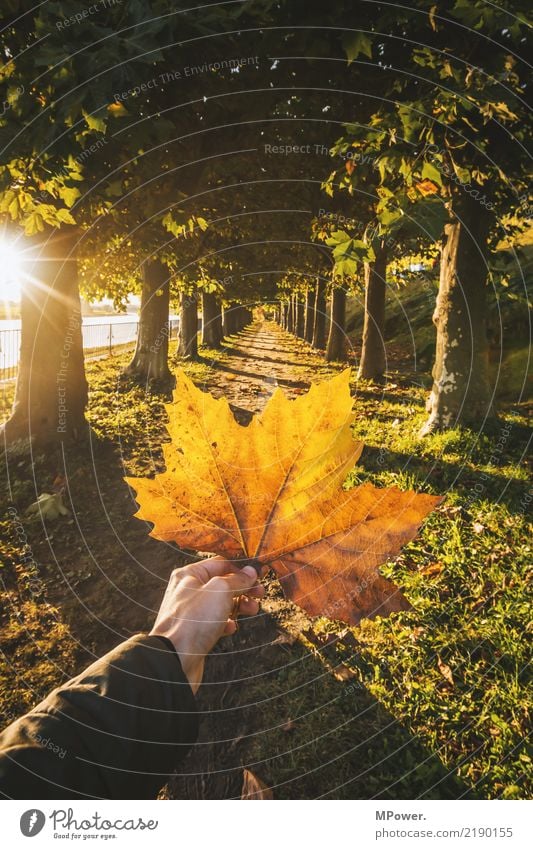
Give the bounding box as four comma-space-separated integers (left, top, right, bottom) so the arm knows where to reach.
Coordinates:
330, 0, 530, 430
123, 259, 172, 382
177, 294, 198, 359
421, 194, 494, 433
0, 0, 251, 438
359, 242, 388, 380
201, 291, 223, 348
312, 278, 328, 349
317, 226, 375, 363
303, 285, 316, 343
295, 295, 305, 338
1, 227, 88, 443
326, 285, 348, 362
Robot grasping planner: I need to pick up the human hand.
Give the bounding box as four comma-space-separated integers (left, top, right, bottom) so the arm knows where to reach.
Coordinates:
150, 557, 265, 693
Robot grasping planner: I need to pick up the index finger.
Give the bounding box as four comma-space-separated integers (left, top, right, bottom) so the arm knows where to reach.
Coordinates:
180, 556, 265, 584
184, 556, 235, 583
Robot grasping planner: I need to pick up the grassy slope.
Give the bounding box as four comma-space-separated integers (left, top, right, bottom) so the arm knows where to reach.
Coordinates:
1, 338, 531, 799
346, 277, 532, 407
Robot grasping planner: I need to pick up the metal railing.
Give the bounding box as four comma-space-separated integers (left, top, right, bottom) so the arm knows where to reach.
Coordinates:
0, 318, 180, 382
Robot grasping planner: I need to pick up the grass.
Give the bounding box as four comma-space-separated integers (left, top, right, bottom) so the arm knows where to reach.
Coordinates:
238, 365, 530, 800
305, 378, 531, 799
1, 335, 531, 799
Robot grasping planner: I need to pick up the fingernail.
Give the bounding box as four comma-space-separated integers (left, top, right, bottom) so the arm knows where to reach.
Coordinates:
242, 564, 257, 579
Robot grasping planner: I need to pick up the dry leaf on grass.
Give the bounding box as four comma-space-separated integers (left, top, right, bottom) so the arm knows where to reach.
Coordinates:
332, 663, 358, 681
25, 492, 70, 521
126, 369, 441, 625
241, 769, 273, 799
437, 657, 454, 686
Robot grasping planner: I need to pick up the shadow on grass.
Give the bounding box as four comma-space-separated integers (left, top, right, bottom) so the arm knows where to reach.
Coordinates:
360, 445, 531, 512
168, 609, 474, 800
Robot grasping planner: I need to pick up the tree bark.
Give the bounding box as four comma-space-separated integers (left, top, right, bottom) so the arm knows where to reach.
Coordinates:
304, 286, 316, 343
292, 295, 299, 335
295, 296, 305, 338
312, 278, 327, 349
326, 286, 348, 362
201, 291, 223, 348
177, 293, 198, 358
123, 259, 172, 382
286, 297, 294, 333
420, 196, 496, 434
223, 304, 238, 337
1, 226, 88, 445
358, 243, 387, 380
234, 305, 250, 332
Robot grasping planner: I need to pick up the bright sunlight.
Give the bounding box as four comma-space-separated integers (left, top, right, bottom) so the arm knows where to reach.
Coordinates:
0, 237, 24, 300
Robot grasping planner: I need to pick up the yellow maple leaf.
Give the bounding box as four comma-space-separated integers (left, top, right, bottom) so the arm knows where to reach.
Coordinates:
126, 369, 440, 625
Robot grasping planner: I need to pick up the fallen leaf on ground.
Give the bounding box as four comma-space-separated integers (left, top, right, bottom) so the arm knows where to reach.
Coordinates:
437, 657, 454, 686
419, 561, 443, 578
126, 369, 441, 624
25, 493, 70, 521
332, 663, 358, 681
241, 769, 273, 799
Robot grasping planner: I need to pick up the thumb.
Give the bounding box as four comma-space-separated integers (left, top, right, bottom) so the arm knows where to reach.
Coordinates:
211, 564, 260, 596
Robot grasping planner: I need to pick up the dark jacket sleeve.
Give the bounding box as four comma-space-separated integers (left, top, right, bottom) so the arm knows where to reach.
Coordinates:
0, 634, 198, 799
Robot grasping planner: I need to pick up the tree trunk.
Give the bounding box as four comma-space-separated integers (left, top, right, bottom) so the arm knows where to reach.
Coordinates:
420, 196, 496, 435
358, 243, 387, 380
234, 305, 250, 332
304, 286, 316, 343
294, 296, 305, 338
223, 304, 237, 337
1, 226, 88, 445
326, 286, 348, 362
123, 259, 172, 382
201, 291, 223, 348
177, 293, 198, 358
312, 278, 327, 349
291, 295, 298, 335
286, 297, 294, 333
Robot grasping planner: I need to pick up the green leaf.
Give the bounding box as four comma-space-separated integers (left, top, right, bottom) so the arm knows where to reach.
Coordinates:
379, 207, 404, 228
341, 31, 372, 64
421, 161, 443, 187
56, 208, 76, 225
58, 186, 81, 207
24, 211, 45, 235
327, 230, 375, 277
8, 195, 19, 219
452, 161, 471, 183
83, 110, 107, 134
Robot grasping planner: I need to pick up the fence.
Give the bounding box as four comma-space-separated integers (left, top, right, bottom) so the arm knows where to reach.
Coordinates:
0, 318, 180, 382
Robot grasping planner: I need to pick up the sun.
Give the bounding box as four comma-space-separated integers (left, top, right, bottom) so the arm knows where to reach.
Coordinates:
0, 238, 24, 301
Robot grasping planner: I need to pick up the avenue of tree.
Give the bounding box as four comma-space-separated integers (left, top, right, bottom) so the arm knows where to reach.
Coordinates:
0, 0, 530, 443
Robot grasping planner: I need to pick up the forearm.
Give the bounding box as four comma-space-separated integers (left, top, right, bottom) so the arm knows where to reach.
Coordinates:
0, 635, 198, 799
